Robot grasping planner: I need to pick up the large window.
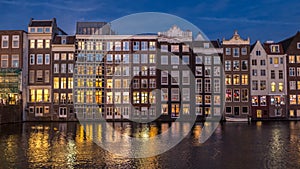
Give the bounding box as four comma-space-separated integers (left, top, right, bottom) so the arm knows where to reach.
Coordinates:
133, 92, 140, 104
1, 55, 8, 68
260, 96, 267, 106
37, 54, 43, 64
182, 88, 190, 101
171, 88, 179, 101
45, 40, 50, 48
233, 48, 239, 57
171, 104, 180, 118
252, 96, 258, 106
12, 35, 19, 48
37, 40, 43, 48
260, 80, 266, 90
226, 89, 232, 102
161, 71, 168, 85
205, 79, 211, 93
233, 89, 240, 102
252, 80, 258, 90
289, 67, 295, 76
233, 61, 239, 71
241, 60, 248, 70
241, 89, 248, 102
290, 95, 297, 105
241, 75, 248, 85
225, 75, 231, 85
271, 82, 276, 92
11, 55, 19, 67
1, 35, 8, 48
182, 71, 190, 85
161, 88, 168, 101
233, 75, 240, 85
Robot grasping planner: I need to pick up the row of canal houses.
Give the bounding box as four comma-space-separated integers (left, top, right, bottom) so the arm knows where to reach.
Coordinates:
0, 18, 300, 122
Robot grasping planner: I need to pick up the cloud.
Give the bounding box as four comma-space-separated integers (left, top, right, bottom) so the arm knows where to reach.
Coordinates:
0, 0, 99, 12
197, 16, 298, 26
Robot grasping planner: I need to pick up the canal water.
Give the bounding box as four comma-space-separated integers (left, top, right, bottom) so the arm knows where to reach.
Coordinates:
0, 121, 300, 169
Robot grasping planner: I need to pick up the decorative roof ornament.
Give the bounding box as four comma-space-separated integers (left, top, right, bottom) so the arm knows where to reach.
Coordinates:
223, 30, 250, 45
158, 25, 192, 42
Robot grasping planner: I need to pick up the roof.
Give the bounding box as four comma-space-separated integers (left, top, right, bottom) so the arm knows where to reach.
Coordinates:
263, 42, 285, 55
52, 35, 75, 44
279, 31, 300, 54
28, 18, 56, 27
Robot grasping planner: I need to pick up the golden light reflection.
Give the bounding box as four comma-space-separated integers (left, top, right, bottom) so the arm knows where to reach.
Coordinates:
193, 124, 202, 140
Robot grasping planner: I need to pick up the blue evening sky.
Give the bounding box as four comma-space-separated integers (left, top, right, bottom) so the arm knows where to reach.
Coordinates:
0, 0, 299, 43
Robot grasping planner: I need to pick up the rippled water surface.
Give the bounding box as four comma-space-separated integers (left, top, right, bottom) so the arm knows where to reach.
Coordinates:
0, 121, 300, 169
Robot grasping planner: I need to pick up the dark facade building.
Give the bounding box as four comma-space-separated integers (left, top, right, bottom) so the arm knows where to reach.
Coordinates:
52, 35, 76, 120
26, 18, 66, 121
280, 32, 300, 119
223, 31, 251, 118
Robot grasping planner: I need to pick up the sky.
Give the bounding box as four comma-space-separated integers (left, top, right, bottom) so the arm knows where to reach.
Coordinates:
0, 0, 299, 43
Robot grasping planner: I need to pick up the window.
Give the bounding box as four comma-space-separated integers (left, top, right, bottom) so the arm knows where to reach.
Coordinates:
271, 70, 276, 79
260, 60, 266, 66
61, 53, 67, 60
149, 79, 156, 88
1, 35, 8, 48
141, 92, 148, 104
205, 79, 211, 92
233, 60, 239, 71
260, 80, 266, 90
68, 64, 73, 73
35, 106, 43, 116
141, 79, 148, 88
226, 89, 232, 102
233, 48, 239, 57
260, 96, 267, 106
297, 43, 300, 49
225, 48, 231, 55
182, 88, 190, 101
149, 41, 156, 51
29, 70, 34, 84
196, 56, 202, 64
260, 70, 266, 76
171, 45, 179, 52
37, 28, 43, 33
115, 41, 121, 51
233, 75, 240, 85
45, 27, 50, 33
252, 80, 258, 90
45, 40, 50, 48
233, 89, 240, 102
141, 54, 148, 64
274, 57, 279, 64
59, 107, 67, 118
37, 40, 43, 48
133, 66, 140, 76
133, 41, 139, 51
225, 107, 232, 114
252, 59, 257, 66
289, 67, 295, 76
162, 104, 168, 115
205, 95, 211, 105
107, 42, 113, 51
171, 71, 179, 85
1, 55, 8, 68
161, 88, 168, 101
256, 50, 261, 56
182, 45, 189, 52
279, 70, 283, 79
214, 66, 220, 76
161, 71, 168, 85
241, 89, 248, 102
195, 66, 202, 76
182, 55, 189, 65
171, 88, 179, 101
61, 64, 66, 73
54, 53, 59, 60
214, 79, 221, 93
182, 71, 190, 85
54, 64, 59, 73
149, 54, 155, 63
11, 55, 19, 67
36, 70, 43, 82
45, 70, 49, 83
252, 96, 258, 106
271, 82, 276, 92
225, 61, 231, 71
290, 95, 297, 105
123, 41, 129, 51
242, 107, 248, 114
241, 47, 247, 55
123, 54, 129, 64
270, 58, 273, 64
161, 55, 169, 65
133, 92, 140, 104
171, 55, 179, 65
171, 104, 180, 118
271, 45, 279, 53
30, 40, 35, 48
61, 78, 67, 89
204, 56, 212, 65
12, 35, 19, 48
196, 95, 202, 104
214, 95, 221, 105
37, 54, 43, 64
290, 81, 296, 90
289, 55, 295, 63
132, 79, 139, 89
241, 75, 248, 85
225, 75, 231, 85
279, 83, 283, 92
214, 56, 221, 65
43, 54, 50, 65
241, 60, 248, 70
205, 67, 211, 77
161, 45, 168, 52
196, 79, 202, 93
106, 54, 113, 64
54, 77, 59, 89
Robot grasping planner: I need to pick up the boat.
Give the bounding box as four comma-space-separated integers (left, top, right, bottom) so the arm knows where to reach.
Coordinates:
225, 116, 249, 122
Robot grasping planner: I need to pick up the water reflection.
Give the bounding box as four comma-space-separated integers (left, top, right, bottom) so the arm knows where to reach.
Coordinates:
0, 122, 300, 168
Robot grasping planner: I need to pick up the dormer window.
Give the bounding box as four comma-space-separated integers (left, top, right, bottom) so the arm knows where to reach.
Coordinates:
271, 45, 280, 53
204, 43, 209, 49
37, 28, 43, 33
297, 42, 300, 49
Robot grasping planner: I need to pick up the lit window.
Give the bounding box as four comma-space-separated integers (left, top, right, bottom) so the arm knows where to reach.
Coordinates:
133, 92, 140, 104
260, 96, 267, 106
290, 95, 297, 105
279, 83, 283, 92
225, 75, 231, 85
226, 89, 232, 102
289, 55, 295, 63
149, 54, 155, 63
68, 78, 73, 89
252, 96, 258, 106
233, 89, 240, 102
149, 41, 156, 51
274, 57, 279, 64
214, 95, 221, 105
241, 75, 248, 85
196, 95, 202, 104
141, 92, 148, 104
54, 77, 59, 89
271, 45, 279, 53
182, 45, 189, 52
37, 40, 43, 48
183, 104, 190, 115
271, 82, 276, 92
162, 104, 168, 115
205, 95, 211, 105
171, 104, 180, 118
233, 75, 240, 85
30, 40, 35, 48
45, 40, 50, 48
